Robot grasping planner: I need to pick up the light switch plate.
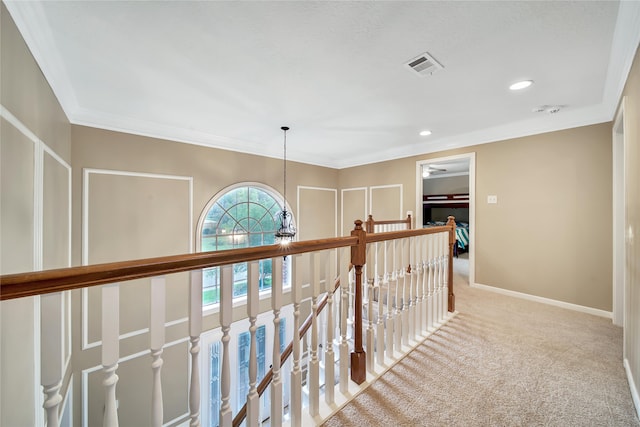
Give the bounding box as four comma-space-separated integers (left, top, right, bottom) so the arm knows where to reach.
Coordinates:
487, 195, 498, 204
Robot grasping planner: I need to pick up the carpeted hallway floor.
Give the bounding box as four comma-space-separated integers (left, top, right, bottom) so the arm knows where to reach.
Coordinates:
323, 255, 639, 426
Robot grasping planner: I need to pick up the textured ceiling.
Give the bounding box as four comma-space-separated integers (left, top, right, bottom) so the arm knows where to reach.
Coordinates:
5, 1, 640, 168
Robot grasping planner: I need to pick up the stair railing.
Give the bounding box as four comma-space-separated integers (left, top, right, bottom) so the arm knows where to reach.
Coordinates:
0, 217, 456, 427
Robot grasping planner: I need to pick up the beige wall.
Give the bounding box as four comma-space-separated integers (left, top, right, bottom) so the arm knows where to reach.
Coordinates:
70, 125, 339, 425
620, 44, 640, 414
1, 3, 72, 426
340, 123, 613, 312
3, 0, 639, 421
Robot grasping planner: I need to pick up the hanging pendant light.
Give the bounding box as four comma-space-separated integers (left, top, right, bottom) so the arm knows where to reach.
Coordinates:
275, 126, 296, 245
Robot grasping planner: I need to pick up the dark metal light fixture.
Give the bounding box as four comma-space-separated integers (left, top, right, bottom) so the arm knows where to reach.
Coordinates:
275, 126, 296, 244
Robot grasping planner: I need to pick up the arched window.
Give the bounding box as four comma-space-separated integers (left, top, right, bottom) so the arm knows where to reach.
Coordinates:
199, 184, 293, 306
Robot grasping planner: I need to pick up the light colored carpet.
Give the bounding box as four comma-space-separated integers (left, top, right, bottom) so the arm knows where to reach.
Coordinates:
323, 255, 639, 426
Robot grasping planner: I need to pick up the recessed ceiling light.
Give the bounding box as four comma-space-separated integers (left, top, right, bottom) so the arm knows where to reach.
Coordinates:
419, 130, 432, 136
509, 80, 534, 91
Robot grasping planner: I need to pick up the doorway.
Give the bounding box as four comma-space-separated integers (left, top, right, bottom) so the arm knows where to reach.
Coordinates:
416, 153, 476, 286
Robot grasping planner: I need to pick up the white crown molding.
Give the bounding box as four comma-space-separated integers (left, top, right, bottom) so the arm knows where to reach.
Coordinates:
602, 0, 640, 117
4, 1, 80, 115
7, 1, 639, 170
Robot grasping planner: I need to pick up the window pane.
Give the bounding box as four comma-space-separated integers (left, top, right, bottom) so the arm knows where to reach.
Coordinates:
201, 185, 293, 306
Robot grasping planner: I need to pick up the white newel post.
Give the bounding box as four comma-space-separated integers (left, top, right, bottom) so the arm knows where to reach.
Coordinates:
271, 257, 283, 426
309, 252, 321, 416
291, 256, 302, 427
189, 270, 202, 427
219, 266, 232, 427
150, 276, 166, 427
339, 248, 350, 394
385, 239, 394, 359
366, 243, 375, 373
247, 262, 260, 427
324, 250, 336, 404
102, 283, 120, 427
41, 292, 63, 427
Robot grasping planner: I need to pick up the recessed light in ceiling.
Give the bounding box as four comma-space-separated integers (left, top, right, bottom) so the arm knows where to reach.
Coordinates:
419, 130, 432, 136
509, 80, 534, 90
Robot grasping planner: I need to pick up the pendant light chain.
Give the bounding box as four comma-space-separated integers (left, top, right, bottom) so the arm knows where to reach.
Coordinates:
275, 126, 295, 243
283, 127, 287, 210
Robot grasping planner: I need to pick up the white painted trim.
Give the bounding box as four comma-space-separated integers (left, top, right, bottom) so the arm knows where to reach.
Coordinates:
471, 282, 613, 319
81, 337, 189, 426
602, 1, 640, 117
297, 186, 338, 238
42, 148, 73, 272
340, 187, 368, 236
0, 105, 47, 148
612, 97, 627, 327
369, 184, 403, 219
1, 104, 73, 427
81, 168, 193, 350
624, 358, 640, 420
163, 412, 190, 427
59, 376, 73, 427
423, 171, 470, 179
416, 153, 475, 286
6, 1, 639, 170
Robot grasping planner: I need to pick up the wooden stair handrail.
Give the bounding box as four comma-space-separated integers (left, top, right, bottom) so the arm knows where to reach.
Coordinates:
365, 223, 451, 243
232, 275, 343, 427
0, 236, 358, 301
364, 213, 412, 233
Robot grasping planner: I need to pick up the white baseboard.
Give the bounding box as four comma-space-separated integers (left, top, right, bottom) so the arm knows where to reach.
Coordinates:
625, 358, 640, 420
471, 283, 613, 319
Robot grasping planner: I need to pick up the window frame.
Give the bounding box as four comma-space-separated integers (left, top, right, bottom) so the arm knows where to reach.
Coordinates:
195, 182, 295, 313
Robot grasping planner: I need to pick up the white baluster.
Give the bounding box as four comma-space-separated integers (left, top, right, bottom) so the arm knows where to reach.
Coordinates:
385, 240, 394, 360
421, 235, 429, 333
408, 236, 416, 340
102, 283, 120, 427
427, 235, 434, 331
219, 266, 232, 427
366, 243, 376, 373
442, 232, 448, 321
325, 251, 336, 404
437, 233, 444, 323
290, 256, 302, 427
394, 239, 403, 352
414, 236, 423, 338
41, 292, 63, 427
150, 277, 166, 427
401, 238, 410, 346
309, 253, 321, 416
189, 270, 202, 427
339, 248, 350, 394
246, 262, 260, 427
271, 257, 283, 426
376, 242, 385, 366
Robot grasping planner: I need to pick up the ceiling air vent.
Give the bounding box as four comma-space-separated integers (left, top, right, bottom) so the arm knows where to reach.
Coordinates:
405, 52, 443, 77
